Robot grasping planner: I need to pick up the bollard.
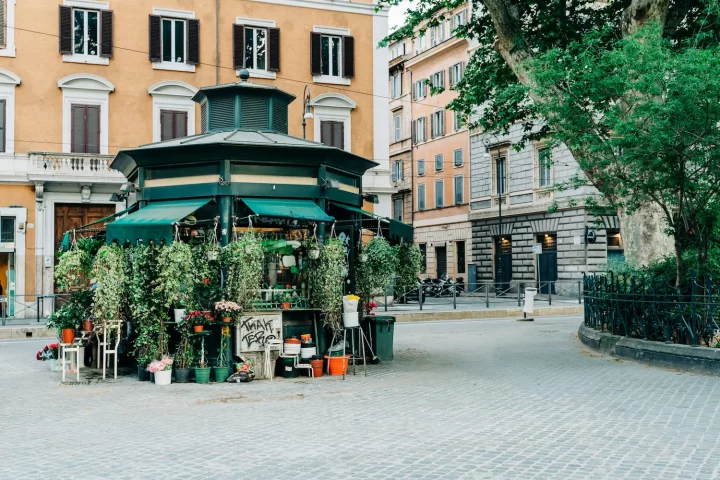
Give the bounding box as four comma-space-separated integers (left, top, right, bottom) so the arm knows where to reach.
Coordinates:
518, 282, 522, 307
384, 289, 388, 312
37, 296, 41, 323
578, 280, 582, 304
549, 284, 552, 306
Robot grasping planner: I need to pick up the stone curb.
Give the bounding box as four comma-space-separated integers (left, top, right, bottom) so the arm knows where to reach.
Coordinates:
578, 323, 720, 376
393, 305, 584, 322
0, 326, 54, 340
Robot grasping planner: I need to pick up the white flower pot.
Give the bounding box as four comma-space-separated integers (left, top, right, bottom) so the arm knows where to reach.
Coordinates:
207, 250, 218, 261
173, 309, 186, 323
154, 370, 172, 386
342, 312, 360, 328
359, 253, 368, 263
49, 359, 59, 372
309, 249, 320, 260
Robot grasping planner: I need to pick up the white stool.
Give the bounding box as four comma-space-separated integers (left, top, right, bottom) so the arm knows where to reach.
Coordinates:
263, 339, 283, 380
59, 343, 81, 383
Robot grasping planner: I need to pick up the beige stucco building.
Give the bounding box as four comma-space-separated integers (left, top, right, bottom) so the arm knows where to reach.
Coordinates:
0, 0, 390, 319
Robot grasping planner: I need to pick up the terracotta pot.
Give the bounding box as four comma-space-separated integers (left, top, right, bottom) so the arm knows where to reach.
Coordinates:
193, 325, 204, 333
82, 320, 94, 332
222, 316, 232, 323
61, 328, 75, 344
309, 359, 324, 378
282, 302, 291, 310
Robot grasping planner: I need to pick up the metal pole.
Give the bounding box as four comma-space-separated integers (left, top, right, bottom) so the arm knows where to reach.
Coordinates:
496, 150, 503, 295
518, 282, 522, 307
578, 280, 582, 304
384, 288, 388, 312
452, 281, 456, 309
37, 296, 40, 323
485, 282, 489, 308
419, 283, 423, 311
549, 283, 552, 305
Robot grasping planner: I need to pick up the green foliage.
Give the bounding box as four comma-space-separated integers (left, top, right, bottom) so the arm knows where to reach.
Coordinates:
191, 242, 221, 311
129, 245, 164, 365
310, 237, 347, 332
55, 248, 91, 292
223, 231, 264, 312
173, 322, 194, 369
46, 290, 93, 336
394, 243, 423, 297
356, 236, 399, 308
91, 245, 126, 326
156, 241, 195, 309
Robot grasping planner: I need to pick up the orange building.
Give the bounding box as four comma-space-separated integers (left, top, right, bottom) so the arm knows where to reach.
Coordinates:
0, 0, 391, 319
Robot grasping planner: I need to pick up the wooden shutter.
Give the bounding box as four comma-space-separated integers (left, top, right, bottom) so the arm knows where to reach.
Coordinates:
71, 105, 84, 153
0, 99, 5, 153
100, 10, 113, 58
310, 32, 322, 76
268, 27, 280, 72
411, 120, 416, 144
342, 35, 355, 78
320, 121, 332, 146
176, 111, 187, 138
333, 121, 344, 149
160, 110, 173, 141
59, 5, 73, 54
0, 0, 6, 48
149, 15, 161, 62
233, 24, 244, 69
187, 19, 200, 65
86, 106, 100, 154
448, 66, 454, 86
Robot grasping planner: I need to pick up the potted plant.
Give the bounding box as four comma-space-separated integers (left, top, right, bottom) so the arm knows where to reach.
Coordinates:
355, 236, 398, 316
171, 293, 189, 323
194, 346, 211, 384
147, 356, 174, 385
309, 238, 347, 333
214, 300, 241, 323
47, 305, 80, 343
129, 245, 162, 380
36, 343, 60, 371
213, 325, 232, 382
173, 323, 194, 383
184, 310, 213, 332
222, 231, 264, 312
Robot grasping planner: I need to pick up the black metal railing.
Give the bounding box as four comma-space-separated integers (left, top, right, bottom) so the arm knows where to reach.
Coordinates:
584, 272, 720, 348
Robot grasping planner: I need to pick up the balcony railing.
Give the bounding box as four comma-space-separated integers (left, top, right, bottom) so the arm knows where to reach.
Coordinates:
27, 152, 125, 182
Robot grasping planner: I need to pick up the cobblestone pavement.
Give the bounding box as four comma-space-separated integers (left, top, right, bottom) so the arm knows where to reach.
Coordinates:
1, 316, 719, 480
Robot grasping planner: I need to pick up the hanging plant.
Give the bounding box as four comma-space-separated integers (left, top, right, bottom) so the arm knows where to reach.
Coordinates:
356, 236, 398, 311
92, 244, 127, 326
191, 243, 221, 311
223, 230, 264, 312
156, 241, 195, 308
394, 243, 423, 298
55, 247, 91, 293
129, 245, 163, 366
310, 237, 347, 332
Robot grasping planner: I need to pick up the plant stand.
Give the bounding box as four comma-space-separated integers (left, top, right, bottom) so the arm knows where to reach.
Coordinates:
193, 330, 212, 382
98, 320, 122, 380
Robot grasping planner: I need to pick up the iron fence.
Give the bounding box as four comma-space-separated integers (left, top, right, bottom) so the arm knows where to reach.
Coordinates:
584, 272, 720, 348
0, 294, 70, 326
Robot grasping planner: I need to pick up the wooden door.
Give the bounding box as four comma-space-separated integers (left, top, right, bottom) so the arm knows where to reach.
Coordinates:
54, 203, 116, 253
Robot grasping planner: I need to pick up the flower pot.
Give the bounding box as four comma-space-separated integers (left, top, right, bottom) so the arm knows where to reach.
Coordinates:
207, 250, 219, 261
61, 328, 75, 344
281, 302, 291, 310
193, 325, 204, 333
49, 359, 59, 372
359, 253, 368, 263
325, 354, 350, 376
154, 370, 172, 386
194, 367, 211, 384
174, 368, 190, 383
174, 309, 186, 323
309, 249, 320, 260
309, 359, 324, 378
82, 320, 94, 332
213, 366, 230, 383
222, 316, 232, 323
137, 366, 150, 381
342, 312, 359, 328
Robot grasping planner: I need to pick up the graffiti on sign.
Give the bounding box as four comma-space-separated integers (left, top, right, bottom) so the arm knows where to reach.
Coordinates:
236, 314, 282, 352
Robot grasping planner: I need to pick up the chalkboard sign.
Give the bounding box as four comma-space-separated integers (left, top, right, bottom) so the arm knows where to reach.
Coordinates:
236, 314, 282, 352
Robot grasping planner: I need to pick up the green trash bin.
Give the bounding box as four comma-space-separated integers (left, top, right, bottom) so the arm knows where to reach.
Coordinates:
367, 316, 396, 361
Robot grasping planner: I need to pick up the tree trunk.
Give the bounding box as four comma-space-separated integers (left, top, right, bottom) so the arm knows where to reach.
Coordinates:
673, 230, 684, 288
617, 205, 675, 267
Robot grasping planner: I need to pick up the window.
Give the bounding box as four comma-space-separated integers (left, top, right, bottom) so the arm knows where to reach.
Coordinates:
430, 23, 445, 47
160, 110, 188, 141
431, 110, 445, 138
435, 180, 444, 208
431, 71, 445, 89
418, 184, 426, 211
392, 160, 403, 182
417, 159, 425, 176
244, 27, 267, 70
0, 99, 5, 153
321, 35, 342, 77
311, 30, 353, 84
0, 0, 16, 57
607, 230, 625, 266
419, 243, 427, 271
393, 198, 403, 222
393, 114, 402, 142
454, 175, 464, 205
413, 80, 426, 101
413, 117, 426, 144
71, 104, 100, 154
416, 34, 426, 54
451, 9, 467, 33
162, 18, 185, 63
390, 72, 402, 98
456, 241, 466, 274
538, 147, 552, 188
0, 216, 14, 243
492, 151, 508, 195
454, 149, 463, 167
320, 121, 344, 149
73, 9, 99, 57
449, 62, 464, 86
434, 154, 443, 172
453, 111, 463, 132
390, 42, 405, 60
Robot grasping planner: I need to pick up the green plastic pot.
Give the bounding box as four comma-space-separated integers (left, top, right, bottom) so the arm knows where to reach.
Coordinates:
213, 366, 230, 383
194, 367, 211, 384
174, 368, 190, 383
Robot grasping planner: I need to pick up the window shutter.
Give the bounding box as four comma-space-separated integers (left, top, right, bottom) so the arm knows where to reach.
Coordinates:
0, 1, 6, 48
177, 111, 187, 138
333, 121, 344, 150
59, 6, 73, 54
148, 15, 161, 62
71, 106, 83, 153
310, 32, 322, 76
411, 120, 416, 144
86, 106, 100, 154
0, 100, 5, 153
320, 121, 332, 146
268, 27, 280, 72
423, 79, 427, 97
233, 24, 244, 70
160, 111, 172, 141
100, 10, 113, 58
448, 66, 453, 86
342, 35, 355, 78
440, 112, 445, 136
187, 19, 200, 65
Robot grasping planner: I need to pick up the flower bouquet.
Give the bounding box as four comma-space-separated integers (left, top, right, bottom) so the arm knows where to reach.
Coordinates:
214, 300, 241, 323
37, 343, 60, 372
147, 356, 174, 386
365, 300, 378, 316
183, 310, 214, 332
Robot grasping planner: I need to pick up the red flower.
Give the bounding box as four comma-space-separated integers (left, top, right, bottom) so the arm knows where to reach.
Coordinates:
204, 278, 210, 285
36, 351, 42, 361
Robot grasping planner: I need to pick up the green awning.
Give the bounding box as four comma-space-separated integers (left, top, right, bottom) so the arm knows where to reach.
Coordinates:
331, 202, 413, 244
241, 198, 333, 222
106, 198, 212, 245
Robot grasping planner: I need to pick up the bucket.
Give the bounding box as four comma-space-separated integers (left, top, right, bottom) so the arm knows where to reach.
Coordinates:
309, 359, 324, 378
325, 355, 350, 376
138, 366, 150, 381
154, 370, 172, 386
61, 328, 75, 344
342, 312, 359, 328
281, 357, 298, 378
173, 309, 186, 323
300, 346, 317, 359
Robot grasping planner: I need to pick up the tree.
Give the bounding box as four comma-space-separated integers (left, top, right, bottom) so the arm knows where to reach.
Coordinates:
380, 0, 720, 284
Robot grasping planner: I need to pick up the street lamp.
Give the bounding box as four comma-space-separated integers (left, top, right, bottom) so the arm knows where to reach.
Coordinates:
483, 133, 504, 294
302, 85, 313, 139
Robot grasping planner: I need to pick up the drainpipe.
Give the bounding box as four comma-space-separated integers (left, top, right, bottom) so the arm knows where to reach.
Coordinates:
408, 67, 415, 228
215, 0, 220, 85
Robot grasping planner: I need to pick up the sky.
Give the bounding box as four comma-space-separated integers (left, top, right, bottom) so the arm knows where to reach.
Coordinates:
389, 1, 415, 31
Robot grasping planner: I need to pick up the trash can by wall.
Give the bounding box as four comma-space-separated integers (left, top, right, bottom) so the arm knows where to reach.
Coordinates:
367, 316, 396, 361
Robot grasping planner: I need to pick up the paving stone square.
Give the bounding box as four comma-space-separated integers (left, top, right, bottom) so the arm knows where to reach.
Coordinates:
1, 315, 718, 479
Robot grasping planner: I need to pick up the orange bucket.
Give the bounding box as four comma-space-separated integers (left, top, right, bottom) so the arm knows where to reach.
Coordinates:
325, 355, 350, 376
310, 359, 324, 378
61, 328, 75, 344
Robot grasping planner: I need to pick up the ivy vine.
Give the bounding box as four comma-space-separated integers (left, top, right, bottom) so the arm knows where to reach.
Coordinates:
91, 244, 127, 326
223, 231, 264, 312
394, 243, 423, 298
310, 237, 347, 332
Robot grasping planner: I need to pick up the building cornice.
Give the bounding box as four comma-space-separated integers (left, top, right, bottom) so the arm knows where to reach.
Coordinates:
405, 37, 468, 69
250, 0, 388, 16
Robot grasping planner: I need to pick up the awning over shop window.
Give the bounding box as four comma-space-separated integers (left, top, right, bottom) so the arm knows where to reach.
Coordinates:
106, 198, 212, 245
331, 202, 413, 244
241, 198, 334, 223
